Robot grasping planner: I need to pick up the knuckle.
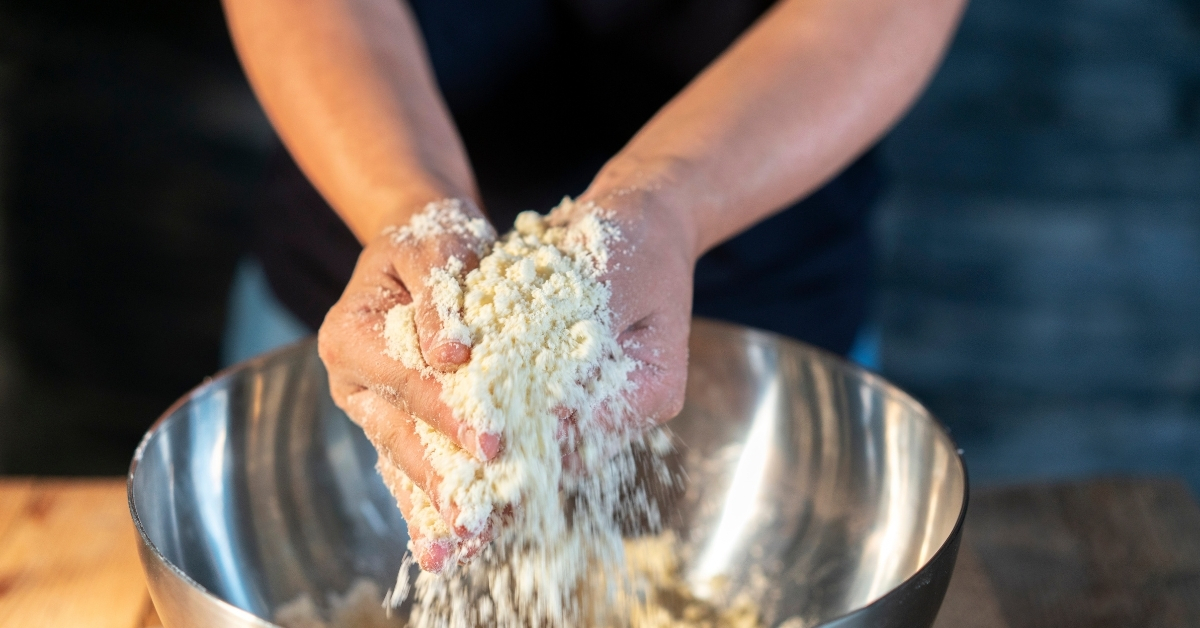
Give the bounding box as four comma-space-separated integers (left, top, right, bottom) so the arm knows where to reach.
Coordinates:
661, 387, 686, 422
316, 323, 339, 365
651, 362, 688, 422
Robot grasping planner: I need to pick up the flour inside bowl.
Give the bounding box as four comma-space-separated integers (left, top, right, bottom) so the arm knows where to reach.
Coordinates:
273, 535, 763, 628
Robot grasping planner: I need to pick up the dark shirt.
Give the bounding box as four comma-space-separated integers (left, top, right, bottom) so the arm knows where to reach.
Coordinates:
254, 0, 881, 355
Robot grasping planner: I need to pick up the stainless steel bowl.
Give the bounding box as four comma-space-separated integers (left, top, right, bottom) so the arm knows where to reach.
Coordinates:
129, 319, 967, 627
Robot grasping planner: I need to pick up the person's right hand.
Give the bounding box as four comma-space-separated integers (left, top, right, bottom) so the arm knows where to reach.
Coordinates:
317, 199, 500, 572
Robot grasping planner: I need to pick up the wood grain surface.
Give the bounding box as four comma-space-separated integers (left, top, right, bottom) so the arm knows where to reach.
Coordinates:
0, 478, 149, 628
0, 480, 35, 542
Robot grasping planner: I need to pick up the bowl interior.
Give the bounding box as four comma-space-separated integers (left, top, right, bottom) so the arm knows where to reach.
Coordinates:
130, 319, 965, 626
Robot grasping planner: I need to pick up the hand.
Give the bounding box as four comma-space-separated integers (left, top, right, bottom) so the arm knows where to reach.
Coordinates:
317, 199, 500, 572
557, 189, 695, 434
319, 193, 696, 573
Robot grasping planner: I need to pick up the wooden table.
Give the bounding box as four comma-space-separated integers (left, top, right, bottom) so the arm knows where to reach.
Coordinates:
0, 479, 160, 628
1, 477, 1198, 627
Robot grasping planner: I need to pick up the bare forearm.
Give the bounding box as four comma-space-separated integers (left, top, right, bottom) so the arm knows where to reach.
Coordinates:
581, 0, 966, 258
223, 0, 477, 242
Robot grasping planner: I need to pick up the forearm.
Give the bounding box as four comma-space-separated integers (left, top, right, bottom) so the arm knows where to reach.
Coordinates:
223, 0, 477, 242
580, 0, 965, 258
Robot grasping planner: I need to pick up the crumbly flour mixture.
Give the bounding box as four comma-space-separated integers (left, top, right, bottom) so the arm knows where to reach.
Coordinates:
287, 199, 763, 628
623, 533, 763, 628
274, 534, 762, 628
380, 200, 635, 545
275, 579, 404, 628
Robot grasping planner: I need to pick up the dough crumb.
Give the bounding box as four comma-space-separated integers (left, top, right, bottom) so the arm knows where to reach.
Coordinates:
387, 199, 493, 246
624, 532, 764, 628
275, 578, 405, 628
273, 538, 764, 628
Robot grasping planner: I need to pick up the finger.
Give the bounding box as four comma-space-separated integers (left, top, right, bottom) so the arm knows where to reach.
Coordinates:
319, 286, 501, 461
594, 315, 690, 432
454, 518, 494, 565
554, 407, 575, 443
387, 201, 496, 373
552, 314, 689, 439
378, 457, 458, 573
346, 388, 497, 541
393, 245, 477, 374
345, 389, 465, 533
552, 407, 587, 473
365, 394, 497, 568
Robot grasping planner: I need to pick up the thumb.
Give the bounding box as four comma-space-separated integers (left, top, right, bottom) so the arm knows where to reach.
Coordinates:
615, 314, 690, 427
411, 255, 474, 372
387, 199, 495, 372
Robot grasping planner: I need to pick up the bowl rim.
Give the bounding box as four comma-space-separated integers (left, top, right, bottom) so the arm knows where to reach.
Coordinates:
127, 319, 969, 627
697, 319, 971, 626
127, 337, 315, 627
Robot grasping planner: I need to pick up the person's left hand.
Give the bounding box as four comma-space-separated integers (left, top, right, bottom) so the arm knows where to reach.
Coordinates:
553, 187, 697, 434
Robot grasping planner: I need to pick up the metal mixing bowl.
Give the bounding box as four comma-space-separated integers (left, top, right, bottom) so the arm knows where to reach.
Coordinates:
129, 319, 967, 627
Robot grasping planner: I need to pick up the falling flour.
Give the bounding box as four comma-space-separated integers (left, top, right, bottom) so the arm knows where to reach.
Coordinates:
623, 533, 763, 628
354, 198, 763, 627
275, 579, 404, 628
272, 536, 763, 628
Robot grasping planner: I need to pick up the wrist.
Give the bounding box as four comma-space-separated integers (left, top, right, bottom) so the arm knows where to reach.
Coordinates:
577, 155, 704, 262
361, 188, 484, 245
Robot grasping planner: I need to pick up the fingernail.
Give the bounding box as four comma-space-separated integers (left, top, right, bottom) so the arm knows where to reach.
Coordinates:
477, 431, 502, 461
415, 537, 456, 573
460, 427, 501, 462
447, 504, 488, 540
431, 341, 471, 369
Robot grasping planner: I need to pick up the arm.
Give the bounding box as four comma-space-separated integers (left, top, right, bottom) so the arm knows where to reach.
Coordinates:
224, 0, 498, 570
222, 0, 477, 241
224, 0, 496, 364
224, 0, 965, 571
579, 0, 965, 256
559, 0, 967, 427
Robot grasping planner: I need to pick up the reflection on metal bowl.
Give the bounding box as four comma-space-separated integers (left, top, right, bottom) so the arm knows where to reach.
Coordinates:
128, 318, 967, 627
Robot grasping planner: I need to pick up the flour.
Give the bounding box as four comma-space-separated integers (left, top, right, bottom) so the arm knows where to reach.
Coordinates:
421, 256, 473, 349
623, 532, 764, 628
275, 578, 404, 628
372, 198, 747, 627
382, 198, 638, 536
387, 199, 493, 247
272, 536, 764, 628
